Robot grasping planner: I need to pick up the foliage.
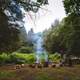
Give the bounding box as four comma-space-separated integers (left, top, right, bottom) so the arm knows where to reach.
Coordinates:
43, 14, 80, 57
0, 3, 21, 53
0, 53, 10, 64
13, 53, 36, 64
0, 52, 62, 64
64, 14, 80, 56
43, 21, 61, 54
0, 0, 49, 23
0, 0, 48, 54
63, 0, 80, 15
0, 12, 21, 53
0, 53, 36, 64
63, 0, 80, 56
60, 0, 80, 59
17, 46, 34, 53
49, 52, 61, 63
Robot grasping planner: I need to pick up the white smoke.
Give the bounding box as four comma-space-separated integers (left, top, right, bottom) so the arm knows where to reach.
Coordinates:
33, 32, 48, 63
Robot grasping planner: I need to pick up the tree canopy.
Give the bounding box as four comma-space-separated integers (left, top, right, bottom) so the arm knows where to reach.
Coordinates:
63, 0, 80, 15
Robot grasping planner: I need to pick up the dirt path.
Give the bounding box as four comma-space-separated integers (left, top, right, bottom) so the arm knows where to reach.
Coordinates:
0, 65, 80, 80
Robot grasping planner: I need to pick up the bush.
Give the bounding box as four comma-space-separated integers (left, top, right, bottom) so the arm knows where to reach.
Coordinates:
10, 53, 36, 64
9, 53, 26, 64
0, 52, 61, 64
0, 53, 36, 64
17, 47, 33, 53
49, 52, 61, 63
0, 53, 11, 64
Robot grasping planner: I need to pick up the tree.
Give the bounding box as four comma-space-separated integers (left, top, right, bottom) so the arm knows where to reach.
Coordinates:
65, 14, 80, 56
43, 20, 61, 54
63, 0, 80, 56
63, 0, 80, 15
0, 11, 21, 53
44, 14, 80, 57
0, 0, 48, 53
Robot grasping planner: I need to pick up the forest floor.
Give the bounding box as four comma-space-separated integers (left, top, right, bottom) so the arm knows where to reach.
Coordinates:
0, 64, 80, 80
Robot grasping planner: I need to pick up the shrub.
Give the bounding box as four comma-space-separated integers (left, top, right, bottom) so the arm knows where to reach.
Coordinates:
17, 47, 33, 53
0, 53, 10, 64
10, 53, 36, 64
0, 52, 62, 64
49, 52, 61, 63
0, 53, 36, 64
